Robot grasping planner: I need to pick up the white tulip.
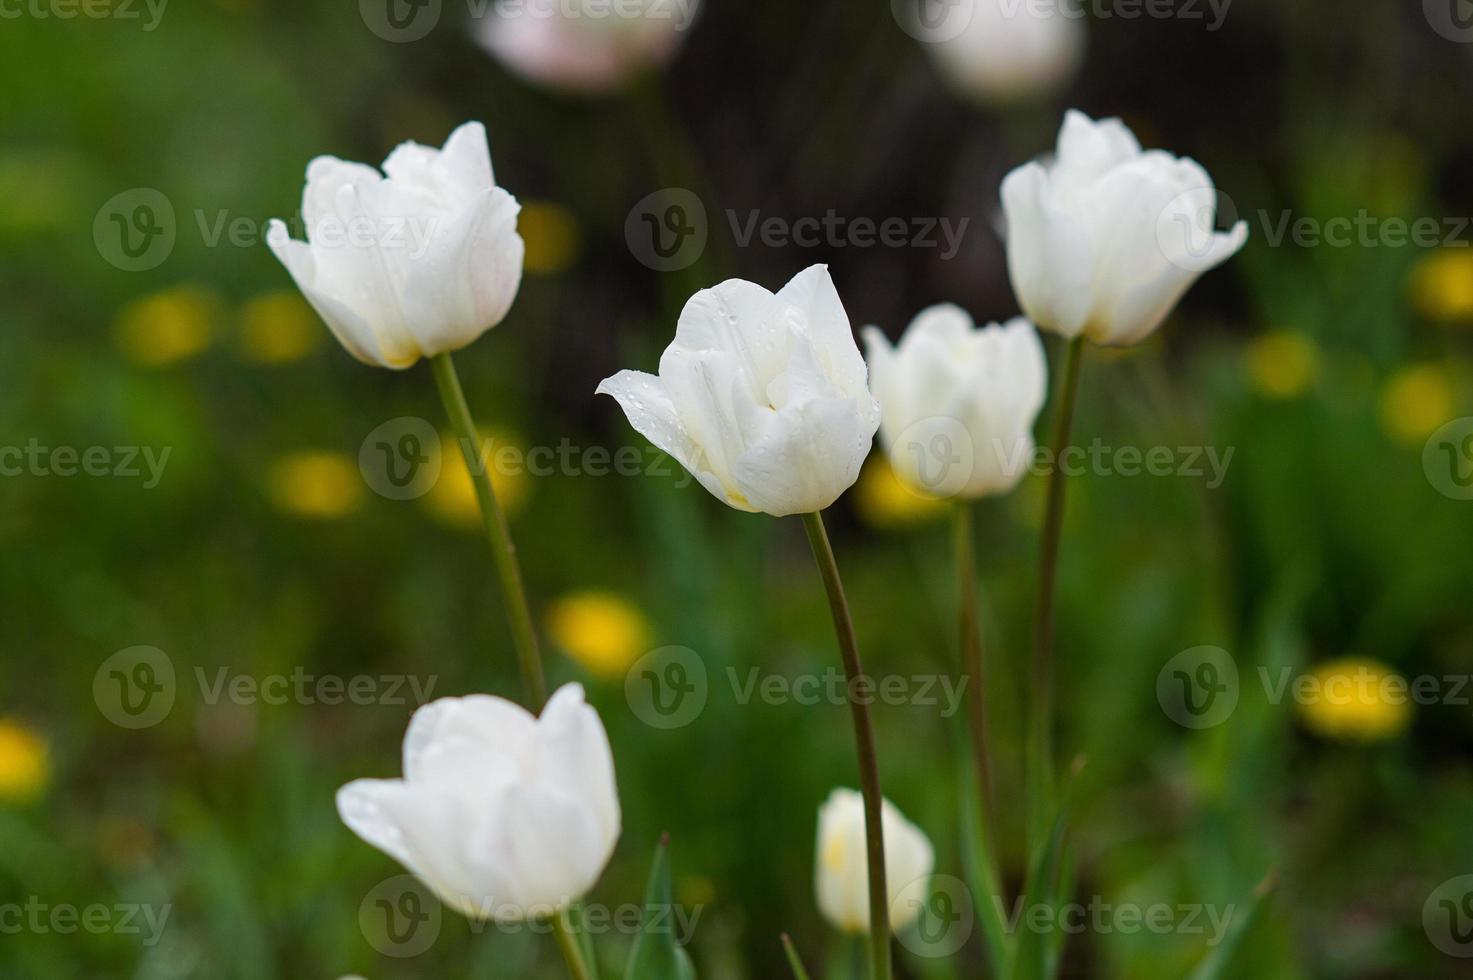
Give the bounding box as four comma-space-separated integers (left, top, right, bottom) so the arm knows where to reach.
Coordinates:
597, 265, 881, 517
268, 122, 525, 370
337, 684, 620, 921
864, 307, 1047, 500
1001, 110, 1248, 347
925, 0, 1085, 104
475, 0, 701, 95
815, 789, 935, 934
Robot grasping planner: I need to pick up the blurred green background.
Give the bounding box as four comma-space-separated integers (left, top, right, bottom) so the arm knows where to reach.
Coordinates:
3, 0, 1473, 977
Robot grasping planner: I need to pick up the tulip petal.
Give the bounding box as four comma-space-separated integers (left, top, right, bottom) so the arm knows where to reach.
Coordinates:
397, 187, 524, 356
337, 779, 481, 912
402, 693, 537, 787
672, 277, 784, 396
267, 219, 387, 368
1055, 109, 1142, 184
732, 395, 874, 517
1001, 162, 1094, 336
537, 685, 621, 850
774, 265, 868, 397
1096, 219, 1248, 347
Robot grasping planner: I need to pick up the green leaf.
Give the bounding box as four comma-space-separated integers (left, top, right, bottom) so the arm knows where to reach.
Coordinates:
953, 716, 1012, 976
1005, 758, 1084, 980
1184, 872, 1277, 980
625, 836, 697, 980
568, 903, 601, 980
780, 933, 814, 980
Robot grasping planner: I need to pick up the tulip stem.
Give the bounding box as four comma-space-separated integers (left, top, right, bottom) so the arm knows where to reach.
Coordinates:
1026, 336, 1084, 855
954, 501, 998, 860
430, 352, 548, 710
800, 511, 891, 980
550, 910, 593, 980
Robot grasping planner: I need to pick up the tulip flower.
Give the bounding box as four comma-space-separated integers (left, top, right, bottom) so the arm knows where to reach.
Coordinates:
924, 0, 1085, 104
475, 0, 701, 96
1000, 109, 1248, 348
597, 264, 880, 517
337, 684, 620, 921
600, 266, 896, 978
267, 121, 525, 370
815, 789, 935, 934
270, 122, 546, 711
863, 308, 1047, 500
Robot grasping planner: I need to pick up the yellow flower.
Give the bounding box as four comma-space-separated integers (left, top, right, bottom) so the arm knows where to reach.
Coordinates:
267, 451, 363, 519
0, 719, 49, 803
114, 286, 219, 366
546, 591, 652, 679
853, 458, 949, 530
424, 431, 530, 527
519, 201, 581, 276
1244, 331, 1317, 399
238, 291, 320, 364
1379, 363, 1456, 447
1297, 657, 1411, 742
1409, 249, 1473, 323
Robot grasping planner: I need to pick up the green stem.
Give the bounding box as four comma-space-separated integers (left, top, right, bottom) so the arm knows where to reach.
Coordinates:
1026, 337, 1084, 855
800, 511, 892, 980
550, 910, 593, 980
429, 352, 548, 709
954, 501, 998, 861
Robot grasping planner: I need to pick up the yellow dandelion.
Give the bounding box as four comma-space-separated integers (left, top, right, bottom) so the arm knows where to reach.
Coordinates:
114, 285, 219, 366
1244, 331, 1318, 399
267, 451, 363, 519
853, 457, 949, 530
1409, 249, 1473, 323
1297, 657, 1411, 742
0, 719, 49, 804
1379, 363, 1457, 447
519, 201, 581, 276
424, 431, 530, 527
238, 291, 320, 365
546, 591, 652, 679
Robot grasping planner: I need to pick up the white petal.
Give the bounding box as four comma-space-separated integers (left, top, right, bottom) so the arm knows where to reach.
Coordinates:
671, 277, 782, 397
595, 368, 744, 510
774, 265, 868, 397
732, 392, 876, 517
402, 693, 537, 787
1000, 162, 1094, 337
1054, 109, 1142, 185
266, 219, 388, 368
398, 187, 524, 356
